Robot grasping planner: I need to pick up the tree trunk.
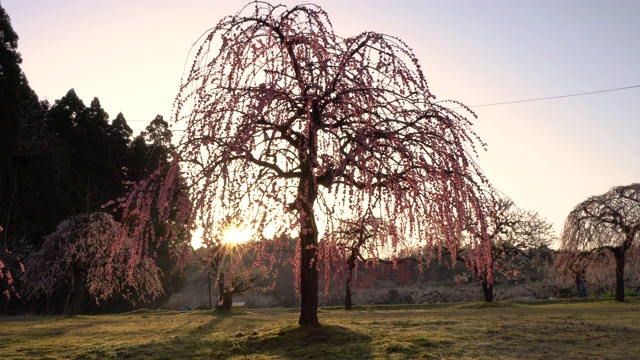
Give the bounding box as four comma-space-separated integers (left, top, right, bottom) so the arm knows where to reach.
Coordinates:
614, 248, 626, 302
345, 278, 352, 310
215, 271, 233, 311
298, 103, 320, 327
208, 267, 212, 310
574, 271, 588, 298
482, 279, 494, 302
216, 292, 233, 311
64, 269, 84, 316
345, 251, 356, 310
298, 218, 319, 327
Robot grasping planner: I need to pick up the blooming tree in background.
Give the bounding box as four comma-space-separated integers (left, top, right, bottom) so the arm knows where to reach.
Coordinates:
331, 212, 413, 310
552, 249, 606, 298
192, 215, 272, 311
213, 247, 271, 311
560, 183, 640, 302
118, 2, 491, 327
23, 213, 163, 315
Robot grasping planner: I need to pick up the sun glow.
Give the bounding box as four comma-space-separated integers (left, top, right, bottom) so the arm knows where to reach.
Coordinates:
222, 225, 252, 245
191, 227, 204, 249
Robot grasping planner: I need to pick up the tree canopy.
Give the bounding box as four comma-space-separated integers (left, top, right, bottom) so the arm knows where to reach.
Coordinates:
118, 2, 492, 327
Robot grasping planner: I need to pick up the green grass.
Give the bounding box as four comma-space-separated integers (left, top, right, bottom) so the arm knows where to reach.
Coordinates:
1, 298, 639, 359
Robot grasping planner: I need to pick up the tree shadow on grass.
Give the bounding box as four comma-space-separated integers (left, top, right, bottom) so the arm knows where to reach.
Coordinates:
236, 324, 373, 359
91, 315, 373, 360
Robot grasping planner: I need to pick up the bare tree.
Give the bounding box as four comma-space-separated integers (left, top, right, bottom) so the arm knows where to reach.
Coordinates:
459, 196, 554, 302
117, 2, 491, 327
560, 183, 640, 302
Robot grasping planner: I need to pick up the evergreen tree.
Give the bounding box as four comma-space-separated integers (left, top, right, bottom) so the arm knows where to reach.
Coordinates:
0, 4, 25, 168
143, 115, 172, 147
0, 4, 52, 248
0, 5, 61, 307
109, 112, 133, 158
46, 91, 132, 212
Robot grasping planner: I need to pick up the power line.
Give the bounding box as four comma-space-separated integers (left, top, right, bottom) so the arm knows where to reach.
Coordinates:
120, 84, 640, 123
467, 84, 640, 108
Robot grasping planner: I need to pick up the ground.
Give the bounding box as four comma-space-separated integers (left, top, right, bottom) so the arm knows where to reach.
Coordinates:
1, 298, 639, 359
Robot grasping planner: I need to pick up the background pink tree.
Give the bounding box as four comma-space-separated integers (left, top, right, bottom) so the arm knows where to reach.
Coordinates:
331, 212, 415, 310
191, 215, 272, 311
118, 2, 492, 327
23, 212, 163, 315
552, 249, 599, 298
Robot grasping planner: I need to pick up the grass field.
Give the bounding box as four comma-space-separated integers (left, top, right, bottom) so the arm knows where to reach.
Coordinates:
1, 298, 639, 359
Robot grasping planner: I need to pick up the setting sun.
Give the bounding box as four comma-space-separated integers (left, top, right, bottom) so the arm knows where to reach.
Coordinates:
222, 226, 252, 245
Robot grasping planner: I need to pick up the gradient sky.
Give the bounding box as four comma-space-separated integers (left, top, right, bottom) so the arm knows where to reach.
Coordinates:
3, 0, 640, 238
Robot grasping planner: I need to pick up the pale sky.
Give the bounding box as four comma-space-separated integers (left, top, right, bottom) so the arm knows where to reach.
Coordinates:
4, 0, 640, 237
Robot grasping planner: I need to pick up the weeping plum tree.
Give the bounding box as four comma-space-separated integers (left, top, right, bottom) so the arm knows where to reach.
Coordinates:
334, 215, 387, 311
23, 213, 163, 315
118, 2, 491, 327
560, 183, 640, 302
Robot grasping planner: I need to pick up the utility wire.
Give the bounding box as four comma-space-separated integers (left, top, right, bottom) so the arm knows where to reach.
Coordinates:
467, 84, 640, 108
121, 84, 640, 123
